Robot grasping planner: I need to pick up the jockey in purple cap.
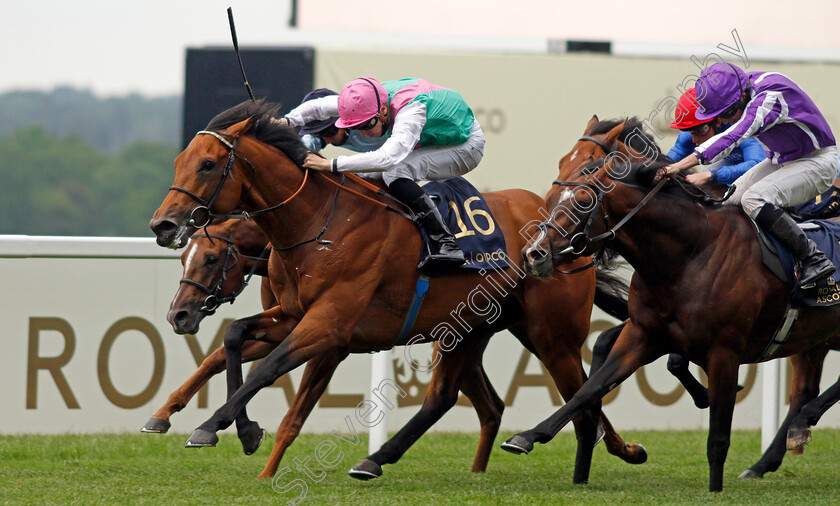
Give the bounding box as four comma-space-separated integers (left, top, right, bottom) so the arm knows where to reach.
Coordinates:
661, 62, 838, 288
280, 77, 485, 273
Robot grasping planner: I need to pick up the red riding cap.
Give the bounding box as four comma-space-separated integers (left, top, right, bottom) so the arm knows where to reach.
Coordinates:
670, 88, 713, 130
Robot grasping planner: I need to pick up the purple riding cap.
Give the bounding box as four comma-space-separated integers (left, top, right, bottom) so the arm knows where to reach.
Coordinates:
694, 63, 836, 164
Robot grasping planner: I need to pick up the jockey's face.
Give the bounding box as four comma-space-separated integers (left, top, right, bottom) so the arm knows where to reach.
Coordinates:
322, 128, 349, 146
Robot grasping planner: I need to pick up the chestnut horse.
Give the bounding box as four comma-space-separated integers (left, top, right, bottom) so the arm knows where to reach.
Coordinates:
149, 100, 646, 483
503, 148, 840, 491
143, 218, 632, 480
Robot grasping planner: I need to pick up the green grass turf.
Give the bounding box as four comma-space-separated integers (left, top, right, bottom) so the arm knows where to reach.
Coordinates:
1, 429, 839, 504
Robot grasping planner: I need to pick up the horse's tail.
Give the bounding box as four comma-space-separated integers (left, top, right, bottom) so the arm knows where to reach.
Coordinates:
593, 251, 630, 321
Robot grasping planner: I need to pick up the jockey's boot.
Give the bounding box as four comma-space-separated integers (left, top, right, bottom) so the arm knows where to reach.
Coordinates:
757, 203, 836, 288
410, 194, 466, 273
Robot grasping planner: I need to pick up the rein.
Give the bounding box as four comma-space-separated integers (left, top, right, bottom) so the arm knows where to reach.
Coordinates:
171, 130, 415, 252
180, 233, 270, 314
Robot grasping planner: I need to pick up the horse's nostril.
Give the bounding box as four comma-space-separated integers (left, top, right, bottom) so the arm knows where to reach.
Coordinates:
172, 310, 189, 325
151, 219, 178, 246
528, 249, 548, 262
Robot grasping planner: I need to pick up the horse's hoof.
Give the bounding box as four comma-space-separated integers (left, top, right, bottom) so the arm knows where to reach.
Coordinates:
500, 435, 533, 455
738, 469, 762, 479
787, 426, 812, 450
239, 423, 265, 456
348, 459, 383, 481
628, 443, 648, 465
140, 417, 171, 434
185, 428, 218, 448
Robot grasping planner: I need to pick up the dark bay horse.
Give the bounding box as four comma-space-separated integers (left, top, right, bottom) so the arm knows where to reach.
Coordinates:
552, 116, 840, 481
149, 100, 646, 483
504, 147, 840, 491
553, 115, 716, 408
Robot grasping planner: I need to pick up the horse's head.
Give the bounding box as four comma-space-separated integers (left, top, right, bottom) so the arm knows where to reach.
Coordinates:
167, 220, 268, 334
525, 117, 666, 277
150, 99, 308, 249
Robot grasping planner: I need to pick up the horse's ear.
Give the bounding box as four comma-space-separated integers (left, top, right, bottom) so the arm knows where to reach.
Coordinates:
223, 118, 254, 139
583, 115, 599, 135
603, 121, 626, 147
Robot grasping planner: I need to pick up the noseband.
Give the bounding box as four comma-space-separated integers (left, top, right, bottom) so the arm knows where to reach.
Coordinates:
179, 233, 270, 314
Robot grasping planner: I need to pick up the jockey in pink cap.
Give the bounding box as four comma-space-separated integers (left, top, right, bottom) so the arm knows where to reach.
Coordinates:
281, 77, 485, 273
661, 63, 838, 288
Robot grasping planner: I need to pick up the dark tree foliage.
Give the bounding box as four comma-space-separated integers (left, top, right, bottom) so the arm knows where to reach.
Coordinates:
0, 88, 182, 237
0, 126, 177, 236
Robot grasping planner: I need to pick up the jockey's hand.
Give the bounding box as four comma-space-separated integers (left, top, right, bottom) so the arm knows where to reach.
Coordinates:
303, 153, 331, 171
686, 171, 712, 185
655, 165, 682, 180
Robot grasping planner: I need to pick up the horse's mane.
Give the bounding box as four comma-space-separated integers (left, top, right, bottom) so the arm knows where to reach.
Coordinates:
205, 99, 309, 167
581, 156, 719, 205
589, 117, 668, 163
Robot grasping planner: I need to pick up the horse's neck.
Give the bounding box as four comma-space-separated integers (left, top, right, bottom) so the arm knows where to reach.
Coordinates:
240, 149, 334, 250
609, 187, 721, 282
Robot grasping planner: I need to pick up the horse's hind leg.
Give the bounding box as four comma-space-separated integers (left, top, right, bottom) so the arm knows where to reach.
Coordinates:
143, 341, 275, 433
461, 361, 505, 473
256, 350, 348, 479
787, 350, 840, 450
349, 335, 492, 481
740, 347, 826, 479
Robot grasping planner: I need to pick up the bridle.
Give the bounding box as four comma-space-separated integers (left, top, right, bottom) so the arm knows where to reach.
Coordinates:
534, 136, 664, 274
179, 233, 270, 315
168, 130, 309, 228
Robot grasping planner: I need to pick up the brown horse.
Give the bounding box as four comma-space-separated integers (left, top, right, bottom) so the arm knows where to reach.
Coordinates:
149, 99, 646, 483
553, 116, 715, 408
503, 141, 840, 491
143, 217, 628, 480
556, 116, 840, 480
141, 219, 273, 435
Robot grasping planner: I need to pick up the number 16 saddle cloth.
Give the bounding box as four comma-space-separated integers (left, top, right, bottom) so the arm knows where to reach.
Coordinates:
419, 177, 509, 272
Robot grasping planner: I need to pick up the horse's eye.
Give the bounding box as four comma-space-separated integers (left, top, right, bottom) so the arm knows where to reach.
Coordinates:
199, 160, 216, 172
205, 254, 219, 265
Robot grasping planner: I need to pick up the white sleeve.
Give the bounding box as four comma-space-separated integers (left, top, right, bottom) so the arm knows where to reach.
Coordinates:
334, 102, 427, 173
285, 96, 339, 127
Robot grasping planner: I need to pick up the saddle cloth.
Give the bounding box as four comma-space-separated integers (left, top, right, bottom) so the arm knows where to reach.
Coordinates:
752, 218, 840, 307
420, 177, 509, 271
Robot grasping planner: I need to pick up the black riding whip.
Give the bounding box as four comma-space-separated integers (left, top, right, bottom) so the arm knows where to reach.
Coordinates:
227, 7, 255, 102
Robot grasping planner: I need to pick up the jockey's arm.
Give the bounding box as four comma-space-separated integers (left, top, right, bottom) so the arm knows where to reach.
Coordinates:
330, 102, 428, 173
694, 91, 781, 164
284, 95, 339, 126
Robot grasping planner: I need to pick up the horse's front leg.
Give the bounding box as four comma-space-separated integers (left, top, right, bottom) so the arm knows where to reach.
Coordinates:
502, 321, 656, 455
256, 350, 349, 479
740, 348, 825, 479
142, 340, 276, 434
666, 353, 710, 409
184, 306, 297, 453
186, 303, 353, 448
704, 347, 740, 492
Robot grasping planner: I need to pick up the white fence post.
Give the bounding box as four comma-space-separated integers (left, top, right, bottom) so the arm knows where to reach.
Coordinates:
369, 350, 391, 454
761, 359, 781, 451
